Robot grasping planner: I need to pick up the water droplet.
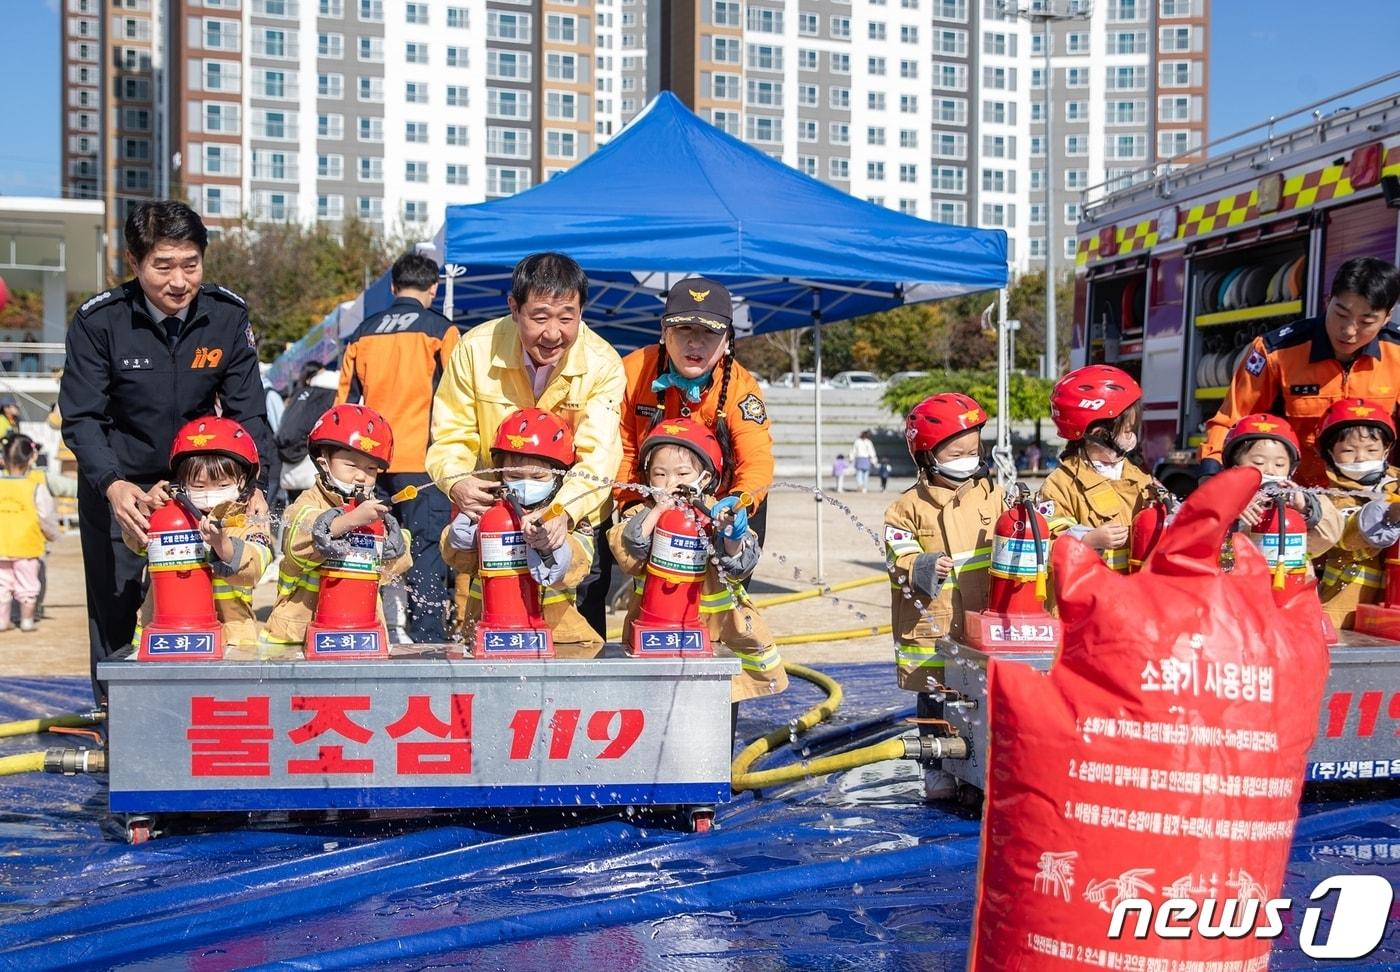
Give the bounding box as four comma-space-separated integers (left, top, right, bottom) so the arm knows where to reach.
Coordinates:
852, 883, 864, 895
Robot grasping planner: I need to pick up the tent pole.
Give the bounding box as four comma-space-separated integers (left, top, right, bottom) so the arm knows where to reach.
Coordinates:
442, 264, 457, 321
994, 287, 1015, 491
812, 289, 824, 584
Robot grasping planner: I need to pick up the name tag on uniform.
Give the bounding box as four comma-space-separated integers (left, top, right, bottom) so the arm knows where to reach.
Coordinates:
119, 357, 154, 370
1290, 384, 1320, 396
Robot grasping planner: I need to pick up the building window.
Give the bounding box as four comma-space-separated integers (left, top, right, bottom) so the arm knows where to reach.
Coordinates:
546, 91, 579, 120
1160, 61, 1194, 87
1065, 168, 1089, 190
357, 196, 384, 220
828, 51, 849, 74
798, 12, 818, 34
934, 0, 967, 19
869, 20, 887, 40
933, 165, 965, 193
982, 134, 1014, 159
1065, 135, 1088, 156
712, 1, 740, 27
711, 73, 740, 100
446, 46, 467, 68
546, 53, 580, 82
1064, 100, 1088, 122
204, 102, 241, 134
202, 144, 240, 176
899, 129, 918, 149
867, 161, 886, 181
255, 27, 292, 58
405, 2, 428, 24
1159, 95, 1193, 122
745, 115, 781, 143
320, 0, 344, 15
359, 0, 384, 22
546, 129, 579, 159
710, 36, 741, 63
357, 157, 384, 182
486, 12, 531, 42
746, 6, 782, 32
868, 92, 886, 111
1108, 66, 1147, 90
933, 132, 967, 159
901, 24, 920, 43
317, 113, 343, 138
829, 122, 850, 145
899, 94, 918, 114
405, 81, 427, 104
403, 201, 428, 223
486, 165, 532, 195
317, 194, 344, 220
1112, 100, 1148, 125
488, 88, 531, 119
357, 37, 383, 62
486, 127, 531, 158
1113, 30, 1147, 54
405, 160, 428, 183
1029, 203, 1046, 225
405, 121, 428, 144
797, 83, 818, 107
447, 7, 468, 29
798, 119, 818, 142
318, 32, 343, 58
319, 73, 344, 98
868, 126, 886, 146
899, 163, 917, 184
980, 203, 1012, 227
797, 155, 817, 177
829, 16, 850, 38
1160, 26, 1192, 51
983, 101, 1008, 125
357, 76, 383, 102
546, 13, 578, 43
405, 42, 428, 65
935, 98, 966, 124
829, 86, 850, 110
797, 49, 817, 71
829, 158, 850, 181
356, 116, 383, 141
710, 109, 740, 136
1066, 67, 1089, 87
446, 163, 468, 185
446, 85, 468, 108
1108, 0, 1144, 20
317, 153, 343, 178
934, 201, 966, 225
487, 51, 531, 80
1158, 129, 1198, 157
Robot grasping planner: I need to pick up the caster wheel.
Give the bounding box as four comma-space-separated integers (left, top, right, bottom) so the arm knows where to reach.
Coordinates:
127, 821, 151, 844
690, 809, 714, 834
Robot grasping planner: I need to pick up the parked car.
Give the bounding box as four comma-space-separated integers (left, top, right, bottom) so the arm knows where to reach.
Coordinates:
829, 370, 886, 389
776, 371, 831, 389
886, 370, 929, 387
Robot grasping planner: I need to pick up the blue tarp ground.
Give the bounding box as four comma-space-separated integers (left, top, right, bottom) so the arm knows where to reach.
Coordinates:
0, 669, 1396, 971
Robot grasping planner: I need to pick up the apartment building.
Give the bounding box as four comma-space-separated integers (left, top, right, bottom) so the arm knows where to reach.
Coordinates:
61, 0, 1206, 276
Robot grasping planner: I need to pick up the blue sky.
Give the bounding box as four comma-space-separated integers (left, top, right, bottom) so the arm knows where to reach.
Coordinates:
0, 0, 1396, 197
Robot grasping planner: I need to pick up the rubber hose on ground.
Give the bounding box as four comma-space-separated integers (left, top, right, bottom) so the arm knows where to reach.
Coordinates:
733, 662, 848, 792
0, 751, 46, 776
0, 712, 103, 739
751, 574, 886, 609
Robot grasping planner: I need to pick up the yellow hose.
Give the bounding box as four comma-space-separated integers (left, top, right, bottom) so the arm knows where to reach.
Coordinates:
0, 751, 46, 776
774, 624, 891, 646
0, 712, 104, 739
732, 661, 907, 791
751, 574, 886, 609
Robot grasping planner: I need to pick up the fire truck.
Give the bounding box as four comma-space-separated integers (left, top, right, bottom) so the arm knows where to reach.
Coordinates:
1071, 71, 1400, 496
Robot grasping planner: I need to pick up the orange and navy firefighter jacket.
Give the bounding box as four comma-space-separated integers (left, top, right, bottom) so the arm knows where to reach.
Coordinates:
1039, 455, 1154, 573
1201, 316, 1400, 487
337, 296, 461, 473
439, 512, 603, 658
1314, 466, 1400, 630
261, 481, 412, 646
123, 497, 273, 647
608, 502, 788, 702
616, 344, 774, 510
884, 476, 1003, 694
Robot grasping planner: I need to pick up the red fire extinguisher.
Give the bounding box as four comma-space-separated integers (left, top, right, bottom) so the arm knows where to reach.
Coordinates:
472, 495, 553, 658
1247, 494, 1309, 596
138, 494, 224, 661
630, 503, 713, 656
1129, 487, 1173, 574
304, 495, 390, 659
1352, 541, 1400, 640
965, 485, 1060, 650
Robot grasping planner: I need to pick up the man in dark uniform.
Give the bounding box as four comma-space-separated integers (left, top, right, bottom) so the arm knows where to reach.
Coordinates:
59, 200, 270, 701
337, 250, 460, 642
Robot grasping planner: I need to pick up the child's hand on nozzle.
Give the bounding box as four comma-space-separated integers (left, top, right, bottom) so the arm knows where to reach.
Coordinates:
197, 514, 234, 562
1083, 523, 1130, 550
521, 511, 565, 553
345, 497, 390, 528
148, 481, 173, 506
1286, 490, 1307, 513
934, 554, 955, 579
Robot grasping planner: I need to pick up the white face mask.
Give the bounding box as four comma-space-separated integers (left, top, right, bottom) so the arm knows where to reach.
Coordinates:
1335, 459, 1386, 481
320, 466, 365, 497
186, 486, 240, 512
1090, 457, 1125, 481
1115, 431, 1138, 454
933, 455, 982, 481
505, 478, 555, 508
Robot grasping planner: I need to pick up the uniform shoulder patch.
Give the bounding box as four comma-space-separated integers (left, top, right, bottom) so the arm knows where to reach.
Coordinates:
76, 288, 119, 317
1261, 317, 1314, 352
885, 525, 914, 544
737, 392, 767, 425
244, 321, 258, 350
1036, 500, 1055, 517
205, 284, 247, 307
1244, 349, 1266, 376
1378, 321, 1400, 345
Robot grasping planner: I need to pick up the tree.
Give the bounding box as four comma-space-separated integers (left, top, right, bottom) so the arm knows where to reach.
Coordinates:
882, 370, 1054, 423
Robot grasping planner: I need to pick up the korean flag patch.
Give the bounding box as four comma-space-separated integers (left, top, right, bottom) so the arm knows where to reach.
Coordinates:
1036, 500, 1055, 517
1244, 349, 1266, 377
885, 526, 913, 544
738, 393, 768, 425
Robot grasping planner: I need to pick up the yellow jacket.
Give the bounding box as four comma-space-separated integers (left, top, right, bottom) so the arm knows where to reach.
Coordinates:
125, 498, 273, 647
608, 503, 788, 703
1316, 467, 1400, 629
426, 315, 626, 526
262, 482, 412, 646
440, 515, 603, 657
1039, 455, 1155, 573
884, 477, 1003, 693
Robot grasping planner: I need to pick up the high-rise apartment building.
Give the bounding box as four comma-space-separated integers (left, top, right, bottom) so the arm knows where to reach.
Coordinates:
61, 0, 1206, 277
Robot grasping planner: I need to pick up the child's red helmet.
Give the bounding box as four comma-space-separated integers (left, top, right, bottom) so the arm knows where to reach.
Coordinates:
491, 408, 576, 467
639, 417, 724, 480
904, 393, 987, 458
1315, 398, 1396, 452
1223, 413, 1301, 466
309, 404, 394, 466
169, 416, 260, 471
1049, 365, 1142, 442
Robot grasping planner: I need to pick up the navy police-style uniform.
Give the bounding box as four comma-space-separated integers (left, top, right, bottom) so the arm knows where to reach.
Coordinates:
59, 280, 271, 699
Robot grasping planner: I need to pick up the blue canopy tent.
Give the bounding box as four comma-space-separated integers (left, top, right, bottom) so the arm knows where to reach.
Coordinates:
277, 91, 1008, 571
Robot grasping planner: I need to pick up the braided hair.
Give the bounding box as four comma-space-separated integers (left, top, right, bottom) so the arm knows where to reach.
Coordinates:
650, 332, 739, 495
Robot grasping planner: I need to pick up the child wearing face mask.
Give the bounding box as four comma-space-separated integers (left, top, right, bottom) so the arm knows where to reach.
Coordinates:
1224, 412, 1341, 577
441, 408, 602, 656
1039, 365, 1154, 573
0, 435, 61, 632
261, 404, 411, 651
885, 393, 1003, 801
1306, 398, 1400, 629
609, 417, 788, 703
125, 417, 272, 648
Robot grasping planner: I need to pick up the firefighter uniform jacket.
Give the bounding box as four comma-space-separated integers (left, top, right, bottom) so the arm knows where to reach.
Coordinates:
336, 296, 461, 474
1039, 456, 1155, 573
425, 315, 625, 527
1316, 467, 1400, 629
884, 477, 1003, 694
1201, 316, 1400, 486
439, 518, 602, 658
262, 482, 412, 646
617, 344, 774, 508
124, 498, 272, 647
608, 504, 788, 702
59, 281, 271, 492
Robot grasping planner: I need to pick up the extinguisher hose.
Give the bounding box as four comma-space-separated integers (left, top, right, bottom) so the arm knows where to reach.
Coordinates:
1024, 491, 1048, 601
0, 709, 105, 739
1273, 494, 1288, 591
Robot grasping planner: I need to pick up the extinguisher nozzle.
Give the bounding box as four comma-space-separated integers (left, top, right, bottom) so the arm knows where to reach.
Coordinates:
1272, 562, 1287, 591
1034, 571, 1047, 602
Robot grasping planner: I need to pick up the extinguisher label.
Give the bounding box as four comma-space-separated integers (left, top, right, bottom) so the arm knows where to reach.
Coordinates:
990, 536, 1050, 579
1255, 532, 1307, 569
652, 528, 708, 575
148, 530, 207, 570
480, 530, 528, 572
324, 531, 382, 574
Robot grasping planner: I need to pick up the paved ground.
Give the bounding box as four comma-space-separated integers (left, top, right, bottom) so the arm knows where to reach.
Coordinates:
0, 482, 915, 677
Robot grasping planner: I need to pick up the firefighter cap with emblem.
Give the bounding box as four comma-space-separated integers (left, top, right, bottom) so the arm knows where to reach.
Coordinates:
661, 277, 732, 334
309, 403, 395, 467
1223, 413, 1301, 466
170, 415, 260, 471
1315, 397, 1397, 452
490, 407, 577, 468
639, 416, 726, 480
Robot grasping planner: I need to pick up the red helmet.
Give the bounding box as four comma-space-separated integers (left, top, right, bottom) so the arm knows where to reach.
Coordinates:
905, 393, 988, 457
639, 417, 724, 480
308, 403, 394, 467
169, 416, 259, 471
1223, 413, 1300, 465
491, 408, 576, 467
1315, 398, 1396, 451
1049, 365, 1142, 441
